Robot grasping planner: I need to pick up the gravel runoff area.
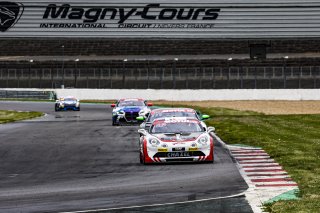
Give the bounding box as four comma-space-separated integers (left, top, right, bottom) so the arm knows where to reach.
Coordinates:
154, 101, 320, 115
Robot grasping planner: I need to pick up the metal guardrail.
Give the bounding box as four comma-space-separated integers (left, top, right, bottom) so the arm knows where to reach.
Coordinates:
0, 90, 56, 100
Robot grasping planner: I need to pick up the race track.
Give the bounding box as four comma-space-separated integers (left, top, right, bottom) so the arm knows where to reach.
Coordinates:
0, 102, 252, 213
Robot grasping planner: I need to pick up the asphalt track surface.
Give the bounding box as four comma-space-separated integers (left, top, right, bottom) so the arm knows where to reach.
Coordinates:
0, 101, 252, 213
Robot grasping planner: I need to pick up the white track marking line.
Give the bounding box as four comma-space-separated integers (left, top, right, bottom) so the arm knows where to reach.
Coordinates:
255, 183, 298, 187
235, 156, 269, 159
233, 154, 269, 157
246, 173, 289, 177
235, 155, 270, 158
249, 175, 290, 179
241, 163, 280, 166
238, 159, 275, 163
240, 163, 280, 167
244, 166, 283, 171
59, 191, 246, 213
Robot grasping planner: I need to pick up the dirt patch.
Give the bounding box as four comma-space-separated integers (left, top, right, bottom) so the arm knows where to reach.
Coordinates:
153, 101, 320, 115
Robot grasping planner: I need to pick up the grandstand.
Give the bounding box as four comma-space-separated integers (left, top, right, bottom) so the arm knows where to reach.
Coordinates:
0, 0, 320, 89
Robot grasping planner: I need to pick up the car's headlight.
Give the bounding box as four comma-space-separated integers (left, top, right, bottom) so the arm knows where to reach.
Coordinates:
148, 138, 160, 147
140, 108, 150, 114
197, 135, 209, 145
117, 110, 125, 115
161, 143, 168, 148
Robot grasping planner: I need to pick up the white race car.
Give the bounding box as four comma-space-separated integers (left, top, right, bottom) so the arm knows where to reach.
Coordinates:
137, 108, 209, 131
138, 117, 215, 164
55, 96, 80, 111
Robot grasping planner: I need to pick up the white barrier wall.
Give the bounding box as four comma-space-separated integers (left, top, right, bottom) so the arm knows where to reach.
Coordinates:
4, 89, 320, 101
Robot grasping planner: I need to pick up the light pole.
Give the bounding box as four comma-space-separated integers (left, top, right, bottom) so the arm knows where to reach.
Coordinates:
28, 59, 33, 88
61, 45, 65, 88
74, 58, 79, 88
173, 58, 178, 89
160, 59, 165, 89
227, 58, 232, 89
283, 56, 288, 89
123, 58, 127, 88
253, 56, 258, 89
147, 60, 150, 88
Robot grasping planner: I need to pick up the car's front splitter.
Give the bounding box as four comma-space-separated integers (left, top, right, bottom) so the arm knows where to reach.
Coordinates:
152, 156, 210, 163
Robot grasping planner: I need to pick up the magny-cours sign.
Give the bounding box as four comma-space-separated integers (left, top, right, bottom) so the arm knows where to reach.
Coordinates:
1, 0, 320, 38
41, 4, 220, 29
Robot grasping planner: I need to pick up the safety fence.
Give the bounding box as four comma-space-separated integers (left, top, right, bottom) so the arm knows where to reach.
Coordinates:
0, 66, 319, 89
0, 90, 56, 100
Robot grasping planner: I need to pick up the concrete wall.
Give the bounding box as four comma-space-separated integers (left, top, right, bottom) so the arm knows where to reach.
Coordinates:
3, 88, 320, 100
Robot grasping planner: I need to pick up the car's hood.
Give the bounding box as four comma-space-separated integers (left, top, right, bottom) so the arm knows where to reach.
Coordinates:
62, 100, 77, 104
115, 106, 146, 112
152, 132, 204, 142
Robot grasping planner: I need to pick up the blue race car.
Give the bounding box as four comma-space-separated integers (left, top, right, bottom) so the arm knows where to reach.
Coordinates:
111, 98, 152, 126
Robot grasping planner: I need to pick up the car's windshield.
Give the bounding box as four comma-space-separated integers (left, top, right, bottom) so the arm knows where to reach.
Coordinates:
64, 98, 76, 102
147, 111, 197, 122
118, 101, 145, 107
151, 121, 203, 134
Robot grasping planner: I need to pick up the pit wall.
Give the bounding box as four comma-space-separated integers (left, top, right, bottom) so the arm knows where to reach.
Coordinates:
3, 88, 320, 101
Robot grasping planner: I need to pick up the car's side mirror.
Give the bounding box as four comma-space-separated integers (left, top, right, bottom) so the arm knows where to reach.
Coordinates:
140, 123, 146, 128
201, 114, 210, 120
147, 102, 153, 107
207, 127, 215, 133
136, 116, 145, 121
111, 104, 116, 108
144, 123, 152, 132
138, 129, 147, 136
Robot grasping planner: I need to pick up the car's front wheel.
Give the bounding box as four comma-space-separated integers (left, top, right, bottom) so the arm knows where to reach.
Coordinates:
139, 152, 143, 164
141, 144, 150, 165
112, 116, 118, 126
207, 149, 214, 163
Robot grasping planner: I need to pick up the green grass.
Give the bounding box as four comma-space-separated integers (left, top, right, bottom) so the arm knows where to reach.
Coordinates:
156, 103, 320, 213
0, 110, 43, 124
206, 110, 320, 213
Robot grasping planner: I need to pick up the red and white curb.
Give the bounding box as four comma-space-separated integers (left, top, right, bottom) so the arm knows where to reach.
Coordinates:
211, 133, 299, 213
229, 145, 299, 213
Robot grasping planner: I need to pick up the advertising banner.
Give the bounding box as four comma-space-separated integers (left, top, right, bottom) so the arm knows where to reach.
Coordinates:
1, 0, 320, 38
